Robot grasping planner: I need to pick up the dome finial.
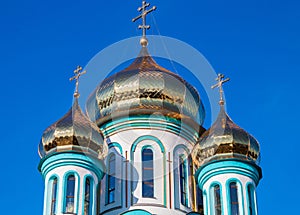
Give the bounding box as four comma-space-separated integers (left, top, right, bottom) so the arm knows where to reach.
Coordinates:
69, 65, 86, 98
132, 1, 157, 47
211, 73, 230, 106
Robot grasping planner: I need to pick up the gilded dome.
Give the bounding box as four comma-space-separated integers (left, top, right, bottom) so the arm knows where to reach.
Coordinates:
86, 47, 205, 128
38, 99, 108, 159
192, 106, 260, 168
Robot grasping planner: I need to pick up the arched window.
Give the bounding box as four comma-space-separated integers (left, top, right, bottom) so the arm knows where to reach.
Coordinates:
50, 178, 58, 215
65, 174, 75, 213
142, 148, 154, 198
107, 154, 116, 204
248, 185, 256, 215
229, 182, 239, 215
84, 178, 92, 215
213, 185, 222, 215
179, 156, 188, 206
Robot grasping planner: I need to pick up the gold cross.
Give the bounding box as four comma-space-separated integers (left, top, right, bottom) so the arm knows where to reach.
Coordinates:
132, 1, 157, 46
211, 73, 230, 105
69, 65, 86, 98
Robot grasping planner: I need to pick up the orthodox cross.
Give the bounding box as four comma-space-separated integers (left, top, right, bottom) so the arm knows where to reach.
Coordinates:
211, 73, 230, 105
132, 1, 156, 46
69, 65, 86, 98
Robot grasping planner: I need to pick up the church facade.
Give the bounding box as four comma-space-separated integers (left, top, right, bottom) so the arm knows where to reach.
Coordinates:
38, 2, 262, 215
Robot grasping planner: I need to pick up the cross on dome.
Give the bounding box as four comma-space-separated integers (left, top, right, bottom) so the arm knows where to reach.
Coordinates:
69, 65, 86, 98
132, 1, 157, 47
211, 73, 230, 106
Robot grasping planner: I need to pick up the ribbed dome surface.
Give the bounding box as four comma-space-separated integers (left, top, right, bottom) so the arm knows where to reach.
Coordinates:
86, 47, 205, 128
192, 106, 260, 168
38, 99, 108, 159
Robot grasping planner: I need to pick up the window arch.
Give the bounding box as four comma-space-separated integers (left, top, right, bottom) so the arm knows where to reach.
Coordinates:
229, 182, 239, 215
64, 174, 76, 213
84, 177, 92, 215
212, 184, 222, 215
179, 155, 188, 206
50, 177, 58, 215
107, 154, 116, 204
142, 148, 154, 198
247, 184, 256, 215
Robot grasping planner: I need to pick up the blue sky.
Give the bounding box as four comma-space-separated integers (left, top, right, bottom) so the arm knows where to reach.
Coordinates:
0, 0, 299, 214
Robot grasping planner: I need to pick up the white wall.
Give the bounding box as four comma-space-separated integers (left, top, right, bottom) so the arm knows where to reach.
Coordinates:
99, 127, 198, 215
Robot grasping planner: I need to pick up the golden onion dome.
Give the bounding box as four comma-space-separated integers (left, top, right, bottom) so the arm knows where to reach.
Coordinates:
86, 47, 205, 128
192, 106, 260, 168
38, 98, 108, 159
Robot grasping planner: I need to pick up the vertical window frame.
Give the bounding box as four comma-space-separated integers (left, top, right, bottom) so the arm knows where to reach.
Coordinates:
49, 177, 58, 215
210, 183, 222, 215
84, 177, 93, 215
142, 147, 154, 198
63, 173, 78, 214
228, 181, 240, 215
179, 155, 189, 207
247, 183, 257, 215
106, 154, 116, 205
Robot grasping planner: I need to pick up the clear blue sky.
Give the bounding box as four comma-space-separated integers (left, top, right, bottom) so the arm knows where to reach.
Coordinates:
0, 0, 299, 214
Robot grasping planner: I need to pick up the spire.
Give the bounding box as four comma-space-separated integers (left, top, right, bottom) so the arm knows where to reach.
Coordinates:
69, 65, 86, 98
132, 1, 157, 47
211, 73, 230, 106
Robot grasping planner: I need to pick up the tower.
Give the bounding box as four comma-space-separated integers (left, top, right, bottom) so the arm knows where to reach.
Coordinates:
83, 2, 206, 214
38, 67, 108, 215
192, 74, 262, 215
86, 46, 205, 214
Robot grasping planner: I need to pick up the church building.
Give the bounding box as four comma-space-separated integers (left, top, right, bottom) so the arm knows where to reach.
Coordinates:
38, 1, 262, 215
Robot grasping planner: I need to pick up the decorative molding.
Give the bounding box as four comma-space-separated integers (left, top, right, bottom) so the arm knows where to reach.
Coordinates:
131, 135, 165, 153
195, 160, 262, 188
40, 152, 105, 180
100, 115, 202, 143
